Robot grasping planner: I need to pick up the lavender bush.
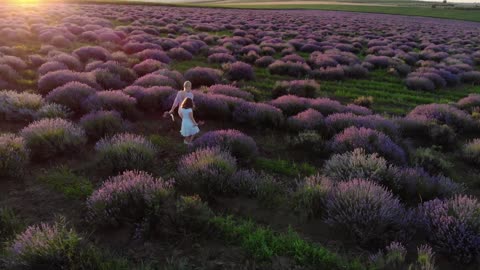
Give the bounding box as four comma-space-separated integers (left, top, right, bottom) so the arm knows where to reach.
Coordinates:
461, 139, 480, 166
94, 133, 157, 174
83, 90, 137, 116
80, 110, 126, 140
0, 134, 29, 178
326, 179, 410, 246
7, 219, 81, 268
0, 90, 44, 121
287, 109, 325, 132
224, 61, 255, 81
192, 129, 258, 161
233, 101, 284, 128
177, 147, 237, 197
184, 67, 222, 88
87, 170, 173, 227
46, 82, 96, 113
328, 127, 406, 164
417, 195, 480, 263
273, 80, 319, 98
20, 118, 86, 159
206, 84, 254, 101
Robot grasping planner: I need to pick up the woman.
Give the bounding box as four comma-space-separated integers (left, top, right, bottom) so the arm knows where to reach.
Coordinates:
178, 97, 202, 145
163, 81, 194, 119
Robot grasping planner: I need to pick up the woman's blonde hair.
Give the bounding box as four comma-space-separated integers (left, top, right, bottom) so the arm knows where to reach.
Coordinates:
183, 81, 192, 90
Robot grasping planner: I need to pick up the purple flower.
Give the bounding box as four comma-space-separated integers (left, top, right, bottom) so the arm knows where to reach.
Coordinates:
328, 127, 406, 164
73, 46, 111, 62
417, 195, 480, 263
87, 170, 173, 226
233, 101, 284, 128
192, 129, 258, 160
177, 147, 237, 196
287, 109, 325, 131
208, 53, 236, 64
46, 82, 96, 113
206, 84, 254, 101
325, 113, 399, 138
407, 103, 477, 132
38, 70, 100, 95
326, 179, 410, 246
224, 61, 254, 81
20, 118, 86, 159
184, 67, 223, 88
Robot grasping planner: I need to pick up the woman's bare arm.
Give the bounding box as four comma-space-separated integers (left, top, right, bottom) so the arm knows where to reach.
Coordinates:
169, 92, 181, 113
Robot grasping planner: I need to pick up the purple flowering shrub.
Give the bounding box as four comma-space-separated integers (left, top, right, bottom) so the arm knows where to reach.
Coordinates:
124, 85, 176, 112
73, 46, 110, 62
38, 61, 68, 76
417, 195, 480, 263
393, 167, 462, 203
177, 147, 237, 197
268, 60, 311, 77
94, 133, 157, 174
208, 53, 236, 64
38, 70, 99, 95
323, 148, 390, 183
133, 59, 166, 76
312, 65, 345, 81
206, 84, 254, 101
407, 104, 478, 132
326, 179, 410, 246
328, 127, 406, 164
406, 76, 436, 91
460, 71, 480, 85
135, 49, 171, 64
224, 61, 255, 81
325, 113, 399, 138
269, 95, 311, 116
309, 98, 346, 116
457, 94, 480, 112
233, 101, 284, 128
254, 56, 275, 68
0, 90, 44, 121
36, 103, 72, 120
46, 82, 96, 113
167, 47, 193, 61
80, 110, 126, 140
20, 118, 86, 159
191, 92, 231, 120
192, 129, 258, 161
272, 80, 320, 98
292, 175, 333, 219
345, 104, 372, 116
0, 134, 30, 178
87, 170, 173, 227
461, 139, 480, 166
83, 90, 137, 116
287, 109, 325, 132
133, 74, 178, 88
7, 219, 81, 268
184, 67, 223, 88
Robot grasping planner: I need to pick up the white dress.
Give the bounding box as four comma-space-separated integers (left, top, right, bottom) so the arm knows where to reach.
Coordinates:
180, 108, 200, 137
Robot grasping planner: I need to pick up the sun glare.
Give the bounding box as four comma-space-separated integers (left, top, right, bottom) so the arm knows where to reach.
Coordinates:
8, 0, 42, 5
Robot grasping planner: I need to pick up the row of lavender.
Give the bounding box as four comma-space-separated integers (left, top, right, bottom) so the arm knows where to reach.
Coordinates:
1, 4, 480, 94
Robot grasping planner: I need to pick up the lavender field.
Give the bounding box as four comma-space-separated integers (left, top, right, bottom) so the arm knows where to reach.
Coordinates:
0, 3, 480, 270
